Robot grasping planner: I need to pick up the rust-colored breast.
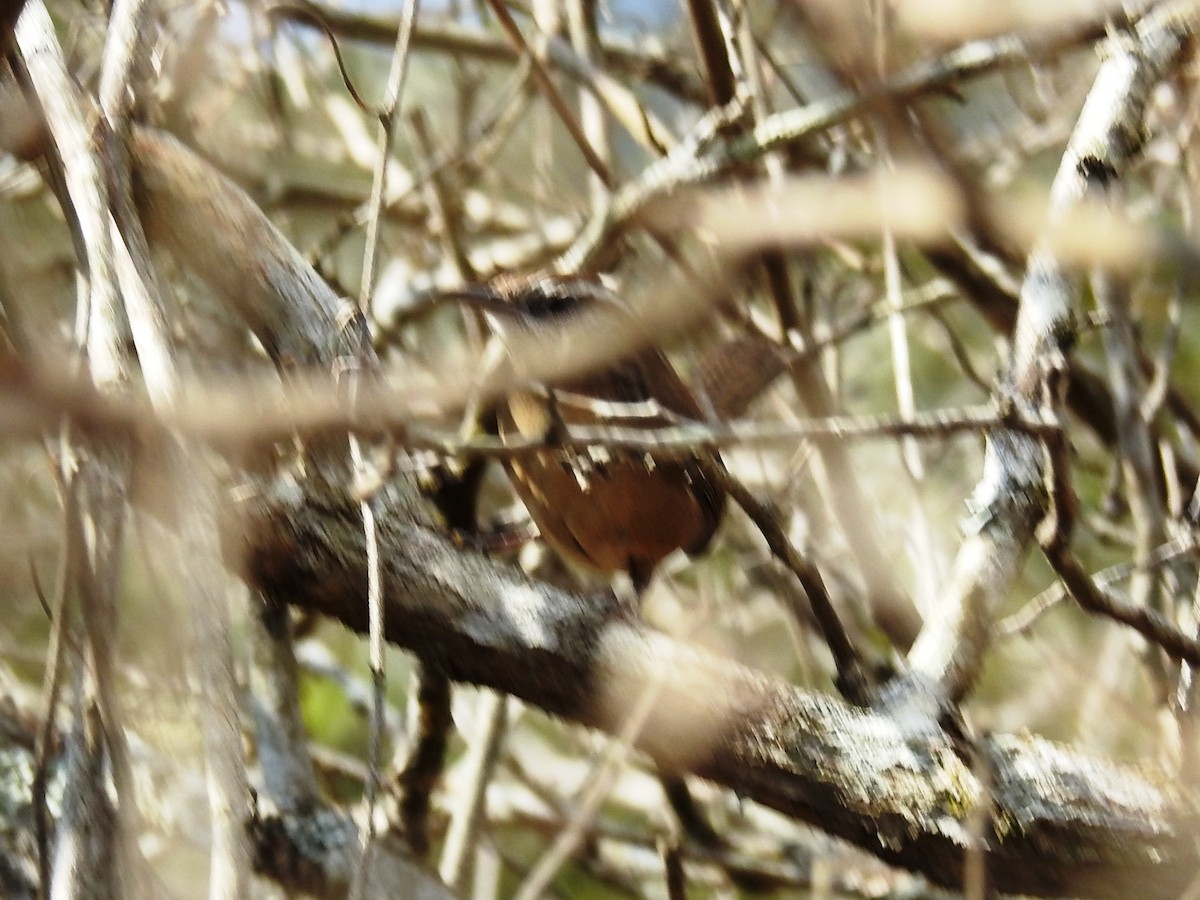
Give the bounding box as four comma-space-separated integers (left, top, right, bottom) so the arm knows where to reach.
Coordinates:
500, 349, 724, 587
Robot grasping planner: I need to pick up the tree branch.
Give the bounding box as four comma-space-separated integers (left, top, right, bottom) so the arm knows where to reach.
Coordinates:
901, 1, 1197, 706
235, 475, 1200, 899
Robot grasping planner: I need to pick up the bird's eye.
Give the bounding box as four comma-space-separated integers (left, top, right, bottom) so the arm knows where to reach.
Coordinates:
524, 289, 580, 319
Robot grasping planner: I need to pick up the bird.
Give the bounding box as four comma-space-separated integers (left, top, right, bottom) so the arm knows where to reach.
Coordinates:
446, 272, 726, 592
423, 272, 732, 854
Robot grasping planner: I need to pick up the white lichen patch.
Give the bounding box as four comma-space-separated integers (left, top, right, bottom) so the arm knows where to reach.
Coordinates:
462, 578, 557, 651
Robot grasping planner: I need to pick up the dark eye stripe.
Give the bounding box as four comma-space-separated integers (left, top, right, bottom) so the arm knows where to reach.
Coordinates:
523, 289, 580, 320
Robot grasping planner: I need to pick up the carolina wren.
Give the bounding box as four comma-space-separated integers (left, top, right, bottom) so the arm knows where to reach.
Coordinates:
460, 274, 725, 591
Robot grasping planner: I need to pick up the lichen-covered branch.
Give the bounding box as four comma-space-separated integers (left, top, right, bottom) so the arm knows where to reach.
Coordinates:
235, 476, 1200, 899
903, 1, 1197, 705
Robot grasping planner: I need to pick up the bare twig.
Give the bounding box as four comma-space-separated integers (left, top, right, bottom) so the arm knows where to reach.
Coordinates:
997, 536, 1200, 638
16, 5, 143, 895
481, 0, 613, 188
1092, 268, 1172, 679
565, 0, 609, 211
348, 3, 419, 892
662, 839, 687, 900
1043, 544, 1200, 666
553, 20, 1115, 274
721, 472, 872, 704
270, 0, 705, 103
438, 690, 507, 889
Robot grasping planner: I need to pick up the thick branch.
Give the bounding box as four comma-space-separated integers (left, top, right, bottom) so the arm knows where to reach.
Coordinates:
237, 478, 1200, 899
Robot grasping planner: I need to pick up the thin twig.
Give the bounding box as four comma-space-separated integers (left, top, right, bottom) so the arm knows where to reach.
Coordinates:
438, 691, 507, 889
356, 0, 419, 311
410, 108, 477, 282
721, 472, 872, 704
18, 4, 146, 894
1038, 374, 1200, 667
348, 1, 419, 892
307, 57, 534, 269
999, 539, 1200, 638
662, 838, 688, 900
0, 348, 1066, 454
510, 632, 682, 900
265, 2, 377, 112
1043, 543, 1200, 667
481, 0, 613, 187
566, 0, 609, 211
270, 0, 705, 103
32, 481, 76, 898
554, 20, 1115, 274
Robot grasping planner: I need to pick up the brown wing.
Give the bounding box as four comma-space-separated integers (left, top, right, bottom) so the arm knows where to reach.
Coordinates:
568, 349, 704, 420
692, 331, 789, 419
